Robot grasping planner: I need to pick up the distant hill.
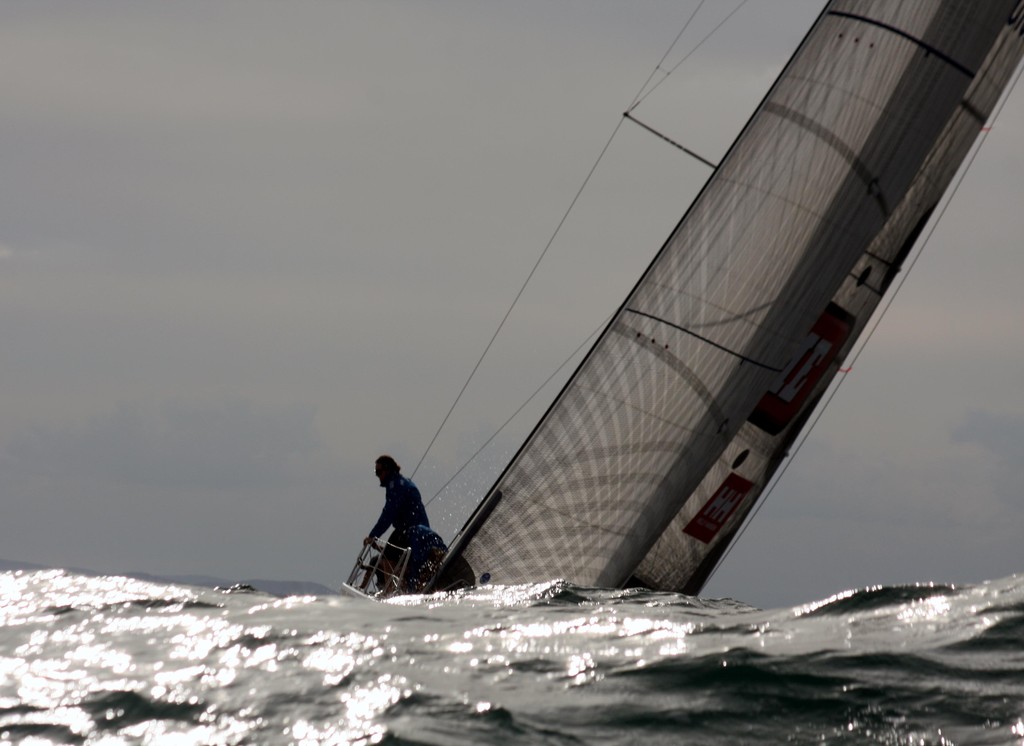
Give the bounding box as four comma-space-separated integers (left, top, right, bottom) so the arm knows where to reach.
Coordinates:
0, 558, 337, 597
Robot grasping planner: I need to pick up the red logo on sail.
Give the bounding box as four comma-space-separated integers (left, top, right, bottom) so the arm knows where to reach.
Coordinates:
749, 303, 854, 435
683, 473, 753, 544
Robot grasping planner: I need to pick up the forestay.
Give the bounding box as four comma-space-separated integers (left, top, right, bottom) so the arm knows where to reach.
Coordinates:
434, 1, 1024, 593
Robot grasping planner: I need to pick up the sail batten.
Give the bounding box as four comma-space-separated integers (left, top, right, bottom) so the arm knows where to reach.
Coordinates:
827, 11, 979, 78
430, 1, 1024, 595
624, 309, 784, 371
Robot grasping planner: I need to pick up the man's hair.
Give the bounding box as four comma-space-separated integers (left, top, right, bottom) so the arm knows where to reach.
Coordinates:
375, 455, 400, 473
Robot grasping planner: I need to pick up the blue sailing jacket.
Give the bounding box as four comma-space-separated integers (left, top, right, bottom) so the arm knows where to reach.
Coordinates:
368, 474, 429, 539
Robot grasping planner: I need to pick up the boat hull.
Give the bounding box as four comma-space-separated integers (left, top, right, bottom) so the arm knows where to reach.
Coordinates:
338, 583, 375, 600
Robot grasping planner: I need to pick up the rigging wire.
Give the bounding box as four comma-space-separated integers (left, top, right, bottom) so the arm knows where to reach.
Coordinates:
702, 59, 1024, 589
623, 111, 719, 169
411, 1, 729, 481
628, 0, 708, 110
629, 0, 750, 113
410, 120, 626, 480
422, 317, 609, 508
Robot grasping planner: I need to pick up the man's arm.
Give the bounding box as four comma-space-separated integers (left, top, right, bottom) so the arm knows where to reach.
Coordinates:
368, 493, 398, 539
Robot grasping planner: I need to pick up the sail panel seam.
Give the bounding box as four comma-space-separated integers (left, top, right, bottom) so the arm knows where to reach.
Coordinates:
827, 10, 976, 79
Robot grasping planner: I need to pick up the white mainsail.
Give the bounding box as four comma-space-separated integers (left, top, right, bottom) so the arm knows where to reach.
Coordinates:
433, 1, 1024, 593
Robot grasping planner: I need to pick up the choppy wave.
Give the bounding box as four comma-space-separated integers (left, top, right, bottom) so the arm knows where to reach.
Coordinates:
1, 569, 1022, 744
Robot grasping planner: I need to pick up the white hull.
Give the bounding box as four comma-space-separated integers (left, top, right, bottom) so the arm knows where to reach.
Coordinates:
338, 583, 375, 600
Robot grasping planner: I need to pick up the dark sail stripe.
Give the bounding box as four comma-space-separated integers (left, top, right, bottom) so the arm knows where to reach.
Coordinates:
762, 101, 890, 217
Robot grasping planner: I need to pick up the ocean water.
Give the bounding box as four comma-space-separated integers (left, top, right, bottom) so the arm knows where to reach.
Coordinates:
1, 570, 1022, 745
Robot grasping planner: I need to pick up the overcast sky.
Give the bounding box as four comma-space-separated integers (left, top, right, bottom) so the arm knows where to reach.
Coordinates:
1, 1, 1021, 609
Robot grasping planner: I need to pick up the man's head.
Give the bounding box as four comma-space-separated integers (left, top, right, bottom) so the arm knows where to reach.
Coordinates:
374, 455, 400, 486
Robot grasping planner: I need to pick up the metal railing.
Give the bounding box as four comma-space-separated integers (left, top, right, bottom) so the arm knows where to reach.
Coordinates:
344, 539, 411, 597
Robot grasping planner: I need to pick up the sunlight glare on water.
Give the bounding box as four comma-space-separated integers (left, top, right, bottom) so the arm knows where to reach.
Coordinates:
1, 571, 1022, 744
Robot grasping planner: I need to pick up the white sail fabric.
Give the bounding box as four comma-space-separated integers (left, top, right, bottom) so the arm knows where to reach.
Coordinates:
634, 1, 1024, 594
442, 1, 1024, 591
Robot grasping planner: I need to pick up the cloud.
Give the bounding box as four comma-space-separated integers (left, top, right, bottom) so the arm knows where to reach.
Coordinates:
5, 398, 320, 491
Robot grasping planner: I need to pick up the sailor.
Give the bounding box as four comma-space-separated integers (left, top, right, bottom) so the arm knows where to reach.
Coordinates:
364, 454, 429, 553
363, 455, 447, 591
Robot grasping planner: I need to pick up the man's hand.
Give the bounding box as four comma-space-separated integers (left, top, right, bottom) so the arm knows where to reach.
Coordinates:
363, 535, 375, 547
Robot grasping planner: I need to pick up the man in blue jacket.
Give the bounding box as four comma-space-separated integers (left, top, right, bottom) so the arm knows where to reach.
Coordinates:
363, 455, 449, 591
364, 454, 429, 550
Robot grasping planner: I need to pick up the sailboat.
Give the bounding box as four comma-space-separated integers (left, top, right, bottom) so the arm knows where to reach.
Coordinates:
344, 1, 1024, 599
